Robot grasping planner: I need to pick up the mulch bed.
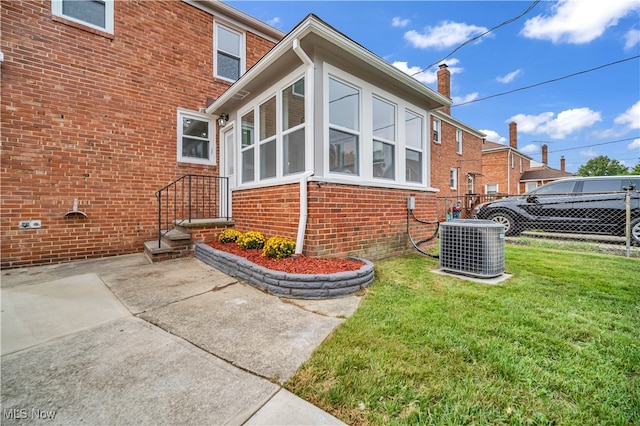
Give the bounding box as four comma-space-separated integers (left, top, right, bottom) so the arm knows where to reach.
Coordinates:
205, 241, 364, 274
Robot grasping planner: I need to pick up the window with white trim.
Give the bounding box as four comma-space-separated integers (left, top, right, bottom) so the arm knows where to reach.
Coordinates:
433, 117, 441, 143
52, 0, 114, 33
372, 96, 396, 180
520, 157, 523, 172
525, 182, 537, 192
215, 23, 244, 81
486, 183, 498, 194
177, 110, 214, 165
405, 110, 423, 183
450, 168, 457, 189
456, 129, 463, 154
511, 152, 515, 168
240, 76, 306, 183
329, 77, 360, 175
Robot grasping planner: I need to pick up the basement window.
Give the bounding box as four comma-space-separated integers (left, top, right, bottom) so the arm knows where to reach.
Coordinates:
52, 0, 114, 34
177, 110, 215, 165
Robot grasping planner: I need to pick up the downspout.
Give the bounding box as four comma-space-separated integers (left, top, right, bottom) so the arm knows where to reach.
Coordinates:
295, 170, 315, 255
292, 38, 314, 255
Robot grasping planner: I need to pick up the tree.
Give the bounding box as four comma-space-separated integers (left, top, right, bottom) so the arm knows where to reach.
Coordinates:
577, 156, 629, 176
630, 162, 640, 175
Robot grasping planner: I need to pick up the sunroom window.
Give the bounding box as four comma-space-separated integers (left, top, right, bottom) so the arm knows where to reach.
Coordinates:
241, 111, 255, 183
372, 97, 395, 180
259, 96, 277, 180
405, 111, 423, 183
329, 78, 360, 175
283, 78, 305, 175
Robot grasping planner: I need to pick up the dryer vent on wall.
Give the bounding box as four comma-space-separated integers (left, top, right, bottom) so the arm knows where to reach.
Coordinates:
439, 219, 505, 278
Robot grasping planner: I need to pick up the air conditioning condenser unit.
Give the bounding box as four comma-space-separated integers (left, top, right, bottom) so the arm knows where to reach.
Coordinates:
439, 219, 505, 278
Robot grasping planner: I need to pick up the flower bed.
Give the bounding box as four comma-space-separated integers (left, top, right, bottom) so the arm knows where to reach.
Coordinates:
195, 242, 374, 299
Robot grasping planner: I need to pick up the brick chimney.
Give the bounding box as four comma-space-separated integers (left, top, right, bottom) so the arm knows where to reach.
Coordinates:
560, 156, 565, 172
542, 144, 548, 165
509, 122, 517, 149
437, 64, 451, 115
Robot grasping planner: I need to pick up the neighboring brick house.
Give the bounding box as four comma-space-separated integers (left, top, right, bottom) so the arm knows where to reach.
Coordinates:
520, 145, 574, 192
481, 122, 533, 196
431, 64, 485, 219
1, 0, 281, 267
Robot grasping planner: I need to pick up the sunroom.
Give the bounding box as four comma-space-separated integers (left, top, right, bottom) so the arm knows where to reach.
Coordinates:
206, 14, 451, 260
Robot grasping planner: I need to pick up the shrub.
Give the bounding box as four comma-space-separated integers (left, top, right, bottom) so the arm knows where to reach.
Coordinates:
237, 231, 266, 250
262, 236, 296, 259
218, 229, 243, 244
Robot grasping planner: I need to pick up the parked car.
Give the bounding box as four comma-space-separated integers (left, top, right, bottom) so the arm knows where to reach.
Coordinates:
472, 176, 640, 245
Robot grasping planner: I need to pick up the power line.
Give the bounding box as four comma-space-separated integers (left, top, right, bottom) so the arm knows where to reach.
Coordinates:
412, 0, 541, 76
453, 55, 640, 107
548, 136, 640, 153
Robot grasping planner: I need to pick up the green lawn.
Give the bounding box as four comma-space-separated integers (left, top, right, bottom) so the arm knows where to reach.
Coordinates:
286, 244, 640, 425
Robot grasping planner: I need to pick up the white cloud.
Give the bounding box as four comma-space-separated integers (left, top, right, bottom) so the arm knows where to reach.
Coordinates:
521, 0, 640, 44
452, 93, 479, 105
392, 58, 462, 85
614, 101, 640, 130
509, 108, 602, 139
496, 69, 522, 84
624, 29, 640, 49
392, 61, 436, 84
404, 21, 489, 49
580, 149, 599, 158
628, 138, 640, 150
267, 17, 280, 27
392, 17, 410, 28
479, 130, 506, 144
520, 143, 538, 154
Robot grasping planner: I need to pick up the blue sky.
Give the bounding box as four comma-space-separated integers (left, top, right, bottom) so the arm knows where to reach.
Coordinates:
228, 0, 640, 173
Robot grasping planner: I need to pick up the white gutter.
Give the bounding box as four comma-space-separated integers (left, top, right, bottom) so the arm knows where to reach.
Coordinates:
295, 170, 315, 255
292, 37, 312, 66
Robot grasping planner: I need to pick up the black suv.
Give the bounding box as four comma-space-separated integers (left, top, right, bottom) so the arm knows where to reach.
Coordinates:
472, 176, 640, 245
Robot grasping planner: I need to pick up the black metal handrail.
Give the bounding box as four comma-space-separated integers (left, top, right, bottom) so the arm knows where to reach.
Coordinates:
155, 175, 230, 248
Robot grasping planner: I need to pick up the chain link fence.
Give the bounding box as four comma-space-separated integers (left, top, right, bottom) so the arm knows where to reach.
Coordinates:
437, 189, 640, 253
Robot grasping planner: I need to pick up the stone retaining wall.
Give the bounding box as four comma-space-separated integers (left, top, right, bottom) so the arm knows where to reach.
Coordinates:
195, 243, 374, 299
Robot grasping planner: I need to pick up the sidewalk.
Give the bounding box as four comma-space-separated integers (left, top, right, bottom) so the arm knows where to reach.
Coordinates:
1, 254, 360, 425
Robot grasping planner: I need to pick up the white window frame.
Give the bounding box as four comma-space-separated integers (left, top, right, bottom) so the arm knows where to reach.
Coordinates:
237, 72, 307, 185
324, 65, 428, 187
214, 22, 246, 82
177, 109, 215, 165
486, 183, 498, 194
456, 129, 463, 154
52, 0, 114, 34
525, 182, 537, 192
433, 117, 441, 144
372, 95, 397, 181
449, 168, 457, 190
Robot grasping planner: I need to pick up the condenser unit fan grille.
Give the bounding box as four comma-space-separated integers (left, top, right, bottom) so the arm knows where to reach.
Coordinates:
439, 219, 505, 278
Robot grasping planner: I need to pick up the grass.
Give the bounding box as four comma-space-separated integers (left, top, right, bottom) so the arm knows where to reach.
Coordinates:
285, 244, 640, 425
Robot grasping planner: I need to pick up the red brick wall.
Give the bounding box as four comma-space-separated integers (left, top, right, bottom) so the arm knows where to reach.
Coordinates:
431, 120, 484, 220
229, 183, 438, 261
482, 150, 532, 195
0, 0, 275, 267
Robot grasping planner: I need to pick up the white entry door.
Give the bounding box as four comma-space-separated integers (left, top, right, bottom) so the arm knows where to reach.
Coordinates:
220, 125, 235, 218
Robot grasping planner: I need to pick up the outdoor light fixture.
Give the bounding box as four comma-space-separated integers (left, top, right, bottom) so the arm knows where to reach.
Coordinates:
217, 113, 229, 127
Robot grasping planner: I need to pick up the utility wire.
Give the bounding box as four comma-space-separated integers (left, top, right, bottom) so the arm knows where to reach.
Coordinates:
453, 55, 640, 107
548, 136, 640, 153
412, 0, 541, 76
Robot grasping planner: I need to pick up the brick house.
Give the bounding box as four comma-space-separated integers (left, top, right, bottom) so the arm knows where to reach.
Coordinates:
1, 0, 281, 268
481, 122, 533, 196
520, 145, 574, 192
431, 64, 485, 219
2, 3, 486, 267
